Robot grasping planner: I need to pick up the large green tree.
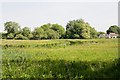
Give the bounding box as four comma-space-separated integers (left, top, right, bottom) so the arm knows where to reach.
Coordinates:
66, 19, 92, 39
22, 27, 31, 37
106, 25, 120, 34
4, 21, 21, 34
51, 24, 65, 38
46, 29, 59, 39
21, 27, 33, 39
33, 23, 65, 39
41, 23, 51, 31
33, 27, 45, 39
4, 21, 21, 39
90, 27, 98, 38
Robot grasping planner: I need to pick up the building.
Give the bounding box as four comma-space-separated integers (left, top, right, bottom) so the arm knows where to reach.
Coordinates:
99, 33, 118, 39
106, 33, 118, 38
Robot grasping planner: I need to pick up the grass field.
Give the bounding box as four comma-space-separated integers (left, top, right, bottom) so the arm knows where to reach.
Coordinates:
1, 39, 120, 79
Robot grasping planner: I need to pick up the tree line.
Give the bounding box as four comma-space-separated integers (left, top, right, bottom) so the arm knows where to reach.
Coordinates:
1, 19, 120, 40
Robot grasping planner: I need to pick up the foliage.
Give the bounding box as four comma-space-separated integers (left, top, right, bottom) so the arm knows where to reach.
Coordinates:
90, 27, 98, 38
45, 29, 59, 39
33, 27, 45, 39
4, 21, 21, 35
51, 24, 65, 38
33, 23, 65, 39
7, 33, 14, 39
73, 34, 80, 39
106, 25, 120, 34
41, 23, 51, 31
28, 33, 33, 39
1, 32, 7, 39
98, 32, 105, 36
66, 19, 95, 39
98, 32, 105, 34
15, 34, 28, 40
22, 27, 31, 38
2, 59, 120, 79
3, 20, 119, 40
0, 32, 2, 39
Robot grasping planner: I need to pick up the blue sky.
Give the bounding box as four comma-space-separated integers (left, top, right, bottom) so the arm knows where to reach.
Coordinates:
0, 0, 119, 32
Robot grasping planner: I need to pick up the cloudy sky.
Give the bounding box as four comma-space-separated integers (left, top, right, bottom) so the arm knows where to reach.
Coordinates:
0, 0, 119, 32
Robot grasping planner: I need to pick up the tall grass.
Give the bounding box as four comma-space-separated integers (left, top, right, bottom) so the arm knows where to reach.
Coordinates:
1, 39, 120, 79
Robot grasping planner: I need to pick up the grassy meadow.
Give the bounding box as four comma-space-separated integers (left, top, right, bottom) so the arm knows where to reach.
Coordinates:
1, 39, 120, 79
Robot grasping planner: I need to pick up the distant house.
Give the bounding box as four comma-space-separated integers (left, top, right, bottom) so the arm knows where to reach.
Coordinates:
99, 33, 118, 39
106, 33, 118, 38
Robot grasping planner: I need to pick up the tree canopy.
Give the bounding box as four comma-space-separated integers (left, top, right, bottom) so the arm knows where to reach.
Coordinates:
4, 21, 21, 34
3, 19, 117, 40
32, 23, 65, 39
65, 19, 98, 39
4, 21, 21, 39
106, 25, 120, 34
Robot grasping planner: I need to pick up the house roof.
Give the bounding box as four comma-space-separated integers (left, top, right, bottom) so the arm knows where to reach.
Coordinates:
109, 33, 118, 36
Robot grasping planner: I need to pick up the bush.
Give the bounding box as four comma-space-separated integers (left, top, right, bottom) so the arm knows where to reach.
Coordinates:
7, 33, 14, 39
15, 34, 28, 40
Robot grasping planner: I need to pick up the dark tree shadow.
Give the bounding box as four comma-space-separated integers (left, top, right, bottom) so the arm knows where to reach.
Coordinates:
2, 58, 120, 80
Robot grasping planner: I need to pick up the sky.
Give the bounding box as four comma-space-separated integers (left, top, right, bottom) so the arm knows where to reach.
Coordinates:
0, 0, 119, 32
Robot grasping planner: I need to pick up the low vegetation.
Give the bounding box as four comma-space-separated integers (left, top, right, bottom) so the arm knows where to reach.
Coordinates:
1, 39, 120, 79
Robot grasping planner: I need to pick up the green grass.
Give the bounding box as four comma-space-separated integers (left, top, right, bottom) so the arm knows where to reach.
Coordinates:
1, 39, 120, 79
